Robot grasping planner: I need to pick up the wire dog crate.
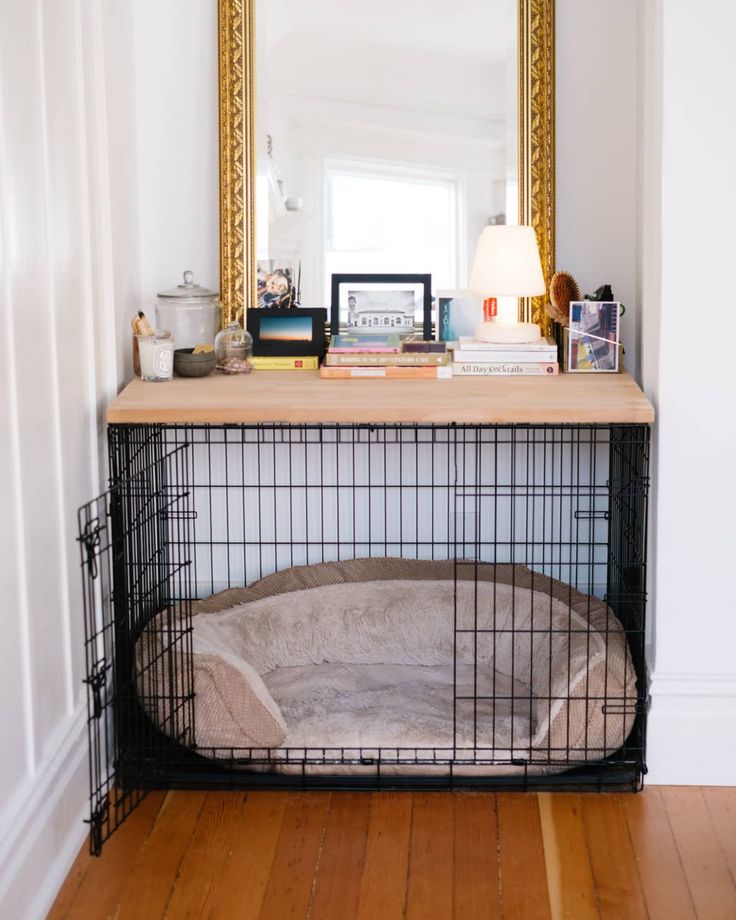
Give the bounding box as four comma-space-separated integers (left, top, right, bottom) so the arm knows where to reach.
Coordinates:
78, 421, 649, 854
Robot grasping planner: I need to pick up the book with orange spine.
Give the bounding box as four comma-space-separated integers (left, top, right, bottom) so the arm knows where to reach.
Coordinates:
319, 365, 452, 380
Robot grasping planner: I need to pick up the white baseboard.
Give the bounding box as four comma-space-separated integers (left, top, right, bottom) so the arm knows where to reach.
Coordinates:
0, 703, 89, 920
646, 671, 736, 785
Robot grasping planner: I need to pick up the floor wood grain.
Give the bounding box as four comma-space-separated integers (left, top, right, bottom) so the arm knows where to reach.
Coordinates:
208, 791, 287, 920
258, 793, 330, 920
356, 792, 412, 920
405, 792, 454, 920
453, 793, 501, 920
538, 793, 598, 920
661, 786, 736, 920
620, 787, 697, 920
113, 790, 206, 920
582, 793, 648, 919
48, 788, 736, 920
310, 793, 372, 920
498, 793, 551, 920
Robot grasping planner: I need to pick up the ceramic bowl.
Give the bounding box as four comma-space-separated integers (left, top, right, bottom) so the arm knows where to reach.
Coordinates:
173, 348, 216, 378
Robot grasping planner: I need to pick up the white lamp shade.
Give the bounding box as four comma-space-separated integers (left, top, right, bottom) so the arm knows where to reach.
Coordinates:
469, 225, 546, 298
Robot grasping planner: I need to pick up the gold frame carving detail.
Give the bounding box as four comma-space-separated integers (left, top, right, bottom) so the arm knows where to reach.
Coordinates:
520, 0, 555, 336
218, 0, 254, 327
219, 0, 555, 330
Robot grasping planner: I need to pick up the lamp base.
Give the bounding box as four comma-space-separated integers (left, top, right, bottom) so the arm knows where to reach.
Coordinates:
474, 320, 542, 344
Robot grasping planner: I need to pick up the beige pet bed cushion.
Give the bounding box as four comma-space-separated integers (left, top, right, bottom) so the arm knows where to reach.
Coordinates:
135, 559, 637, 772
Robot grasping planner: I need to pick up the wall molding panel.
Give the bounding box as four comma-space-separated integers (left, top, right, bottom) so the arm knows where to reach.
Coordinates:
0, 706, 87, 920
647, 672, 736, 785
0, 0, 132, 916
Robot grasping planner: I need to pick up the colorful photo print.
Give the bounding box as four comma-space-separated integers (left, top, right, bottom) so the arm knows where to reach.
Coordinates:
257, 260, 297, 309
567, 301, 620, 372
259, 314, 313, 342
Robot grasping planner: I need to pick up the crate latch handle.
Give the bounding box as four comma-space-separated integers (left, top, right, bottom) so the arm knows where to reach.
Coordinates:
80, 519, 103, 580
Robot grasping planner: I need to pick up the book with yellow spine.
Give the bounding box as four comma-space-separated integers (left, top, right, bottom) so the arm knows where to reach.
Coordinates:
250, 355, 319, 370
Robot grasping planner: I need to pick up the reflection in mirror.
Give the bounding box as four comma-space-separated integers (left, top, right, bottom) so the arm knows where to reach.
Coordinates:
256, 0, 517, 310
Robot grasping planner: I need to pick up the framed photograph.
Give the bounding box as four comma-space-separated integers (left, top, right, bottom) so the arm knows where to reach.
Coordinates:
436, 290, 482, 342
247, 307, 327, 357
567, 301, 620, 372
256, 259, 298, 309
330, 274, 432, 339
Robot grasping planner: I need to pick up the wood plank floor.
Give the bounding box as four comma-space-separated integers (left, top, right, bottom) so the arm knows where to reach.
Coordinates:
49, 788, 736, 920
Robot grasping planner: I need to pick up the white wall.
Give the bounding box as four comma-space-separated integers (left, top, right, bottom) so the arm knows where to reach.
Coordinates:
640, 0, 736, 784
132, 0, 220, 315
0, 1, 137, 917
557, 0, 640, 376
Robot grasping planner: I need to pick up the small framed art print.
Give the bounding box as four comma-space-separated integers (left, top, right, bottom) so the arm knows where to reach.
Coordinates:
247, 308, 327, 357
567, 301, 620, 372
330, 273, 432, 339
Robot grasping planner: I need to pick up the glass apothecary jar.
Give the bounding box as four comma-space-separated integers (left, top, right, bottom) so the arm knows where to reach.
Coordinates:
215, 321, 253, 374
155, 271, 222, 350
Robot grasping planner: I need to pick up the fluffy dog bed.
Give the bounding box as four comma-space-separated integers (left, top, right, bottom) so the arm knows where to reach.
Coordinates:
136, 559, 637, 776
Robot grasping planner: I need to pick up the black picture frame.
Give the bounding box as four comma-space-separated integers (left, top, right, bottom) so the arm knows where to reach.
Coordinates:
330, 273, 432, 340
247, 307, 327, 357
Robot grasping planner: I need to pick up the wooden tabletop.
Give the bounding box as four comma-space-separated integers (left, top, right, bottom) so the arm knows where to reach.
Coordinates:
106, 370, 654, 425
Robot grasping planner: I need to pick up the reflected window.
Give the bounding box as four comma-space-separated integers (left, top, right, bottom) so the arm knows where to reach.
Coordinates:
324, 162, 458, 299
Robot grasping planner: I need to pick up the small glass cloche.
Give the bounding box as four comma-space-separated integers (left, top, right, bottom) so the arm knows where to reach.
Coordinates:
215, 321, 253, 374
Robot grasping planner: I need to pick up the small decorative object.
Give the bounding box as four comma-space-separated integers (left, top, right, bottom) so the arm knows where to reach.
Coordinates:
546, 271, 581, 326
330, 274, 432, 339
215, 321, 253, 374
155, 271, 222, 350
256, 259, 299, 309
130, 310, 155, 376
584, 284, 615, 302
469, 226, 546, 344
567, 301, 620, 373
246, 308, 327, 358
137, 330, 174, 382
173, 348, 217, 378
435, 291, 482, 342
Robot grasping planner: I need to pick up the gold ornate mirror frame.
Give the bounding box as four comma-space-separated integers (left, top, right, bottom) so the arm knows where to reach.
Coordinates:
218, 0, 555, 335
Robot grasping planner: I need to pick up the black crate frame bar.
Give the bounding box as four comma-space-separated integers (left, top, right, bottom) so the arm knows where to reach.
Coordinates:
78, 420, 650, 855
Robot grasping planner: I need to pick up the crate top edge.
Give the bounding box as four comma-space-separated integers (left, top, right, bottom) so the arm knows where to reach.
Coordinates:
106, 372, 655, 426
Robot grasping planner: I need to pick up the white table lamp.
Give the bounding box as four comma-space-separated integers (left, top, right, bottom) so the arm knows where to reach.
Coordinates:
469, 225, 546, 343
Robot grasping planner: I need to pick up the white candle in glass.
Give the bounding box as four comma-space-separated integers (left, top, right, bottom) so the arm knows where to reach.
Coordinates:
137, 333, 174, 381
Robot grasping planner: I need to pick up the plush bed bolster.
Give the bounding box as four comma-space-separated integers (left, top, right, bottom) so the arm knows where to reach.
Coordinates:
135, 559, 637, 772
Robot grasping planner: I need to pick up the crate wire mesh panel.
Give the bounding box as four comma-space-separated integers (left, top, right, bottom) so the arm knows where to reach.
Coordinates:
79, 421, 649, 853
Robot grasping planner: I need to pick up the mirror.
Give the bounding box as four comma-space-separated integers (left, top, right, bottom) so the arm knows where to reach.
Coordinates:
219, 0, 554, 332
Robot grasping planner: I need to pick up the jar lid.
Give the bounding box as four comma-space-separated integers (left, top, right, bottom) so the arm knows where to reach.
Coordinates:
157, 270, 218, 301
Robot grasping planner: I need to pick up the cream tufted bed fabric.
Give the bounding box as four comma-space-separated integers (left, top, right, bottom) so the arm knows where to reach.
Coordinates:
135, 559, 638, 776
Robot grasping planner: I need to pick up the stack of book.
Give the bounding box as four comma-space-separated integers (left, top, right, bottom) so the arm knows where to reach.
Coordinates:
451, 336, 559, 376
320, 334, 452, 380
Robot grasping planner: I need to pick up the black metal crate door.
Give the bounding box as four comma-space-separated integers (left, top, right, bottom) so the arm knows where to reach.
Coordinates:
78, 425, 195, 854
